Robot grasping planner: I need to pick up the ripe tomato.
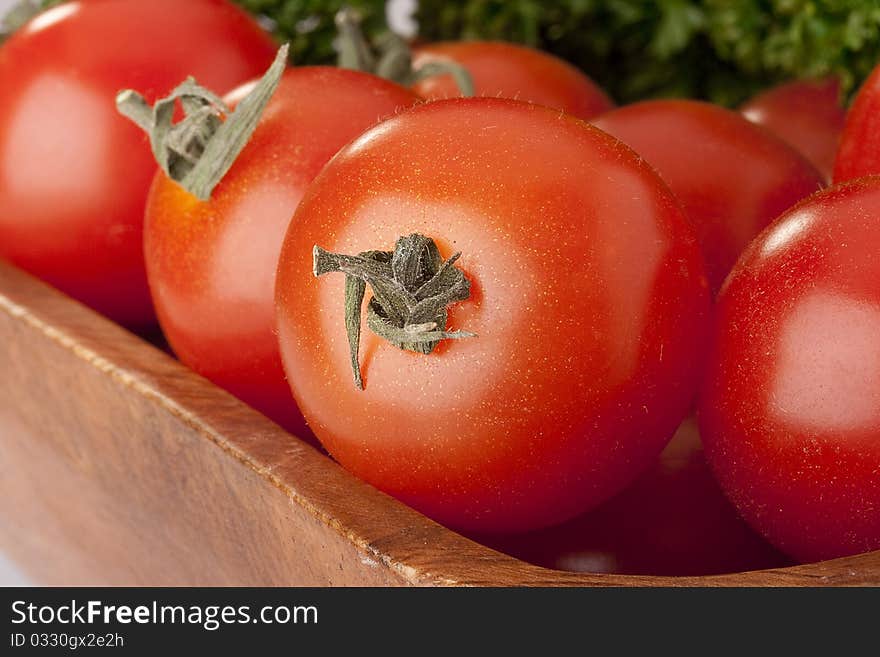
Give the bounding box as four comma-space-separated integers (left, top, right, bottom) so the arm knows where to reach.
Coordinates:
834, 64, 880, 183
479, 417, 789, 576
411, 41, 614, 120
0, 0, 276, 327
740, 78, 845, 183
276, 98, 711, 534
593, 100, 824, 293
144, 67, 418, 437
699, 177, 880, 563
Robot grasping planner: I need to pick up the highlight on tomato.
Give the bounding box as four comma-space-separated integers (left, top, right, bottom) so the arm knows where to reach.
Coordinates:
593, 99, 825, 294
275, 97, 711, 534
116, 45, 419, 437
699, 176, 880, 563
0, 0, 277, 327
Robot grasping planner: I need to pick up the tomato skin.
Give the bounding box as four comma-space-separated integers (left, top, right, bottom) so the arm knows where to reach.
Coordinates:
0, 0, 276, 327
593, 100, 824, 294
479, 417, 790, 576
276, 98, 711, 534
411, 41, 614, 120
834, 65, 880, 183
740, 78, 845, 183
145, 68, 418, 436
699, 177, 880, 563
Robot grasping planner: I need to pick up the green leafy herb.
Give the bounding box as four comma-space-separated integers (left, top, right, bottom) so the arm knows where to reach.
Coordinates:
15, 1, 880, 106
235, 0, 388, 66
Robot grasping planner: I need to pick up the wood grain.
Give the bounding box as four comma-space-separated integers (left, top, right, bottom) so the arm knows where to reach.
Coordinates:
0, 260, 877, 586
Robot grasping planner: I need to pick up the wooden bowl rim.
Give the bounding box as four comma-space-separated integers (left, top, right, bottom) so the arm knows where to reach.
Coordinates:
2, 260, 877, 586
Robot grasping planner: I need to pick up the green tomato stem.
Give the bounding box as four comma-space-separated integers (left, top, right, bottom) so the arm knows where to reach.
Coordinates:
334, 7, 474, 97
115, 44, 289, 201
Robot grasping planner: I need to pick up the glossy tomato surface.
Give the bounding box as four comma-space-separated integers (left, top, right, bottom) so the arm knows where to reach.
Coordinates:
0, 0, 276, 327
479, 417, 789, 576
145, 68, 417, 436
593, 100, 824, 293
834, 64, 880, 183
700, 177, 880, 563
740, 77, 845, 182
276, 98, 711, 533
411, 41, 613, 120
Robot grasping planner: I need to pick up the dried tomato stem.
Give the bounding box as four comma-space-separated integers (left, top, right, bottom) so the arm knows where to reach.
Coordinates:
115, 44, 289, 201
334, 8, 474, 97
313, 234, 476, 389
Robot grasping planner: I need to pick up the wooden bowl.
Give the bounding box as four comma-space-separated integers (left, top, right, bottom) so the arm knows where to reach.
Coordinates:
1, 260, 877, 586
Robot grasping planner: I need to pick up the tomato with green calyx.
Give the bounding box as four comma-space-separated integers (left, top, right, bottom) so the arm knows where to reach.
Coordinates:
332, 8, 612, 120
276, 98, 711, 534
0, 0, 276, 327
411, 41, 614, 120
700, 177, 880, 563
118, 47, 419, 436
593, 100, 824, 294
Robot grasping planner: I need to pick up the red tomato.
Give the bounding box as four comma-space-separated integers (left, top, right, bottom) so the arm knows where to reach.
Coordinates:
479, 417, 790, 576
699, 177, 880, 563
276, 98, 711, 533
411, 41, 614, 120
0, 0, 276, 327
740, 78, 845, 183
593, 100, 824, 294
144, 68, 418, 437
834, 65, 880, 183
